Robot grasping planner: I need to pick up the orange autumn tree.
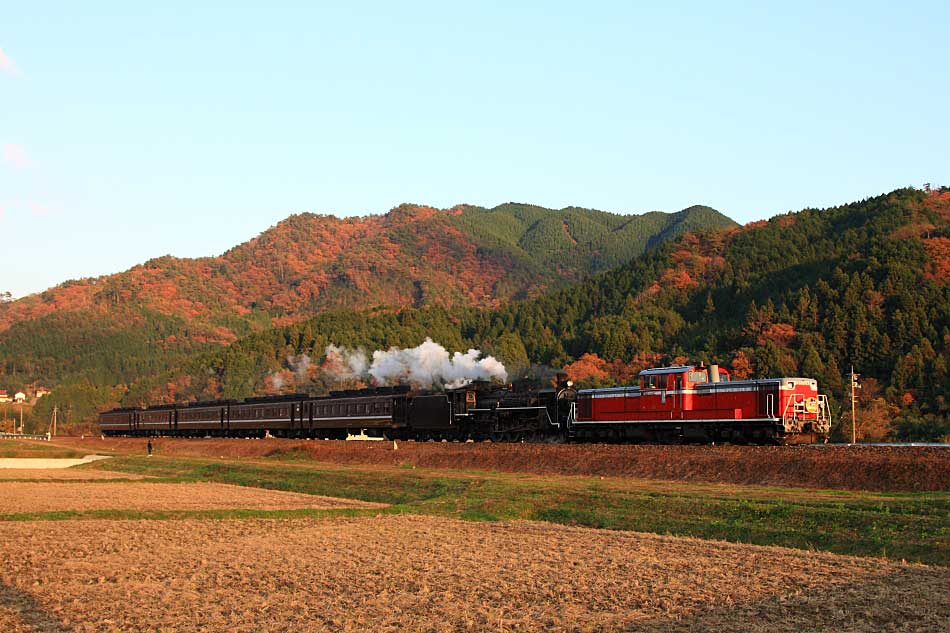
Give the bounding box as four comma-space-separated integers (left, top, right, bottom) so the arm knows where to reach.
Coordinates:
563, 353, 611, 386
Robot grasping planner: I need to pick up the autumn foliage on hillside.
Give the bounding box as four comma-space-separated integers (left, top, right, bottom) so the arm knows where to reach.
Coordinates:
0, 201, 735, 430
0, 206, 517, 335
7, 187, 950, 443
1, 203, 736, 340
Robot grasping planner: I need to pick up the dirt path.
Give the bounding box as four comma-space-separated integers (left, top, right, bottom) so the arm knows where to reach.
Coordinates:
0, 515, 946, 632
0, 455, 111, 469
0, 469, 143, 480
0, 481, 386, 514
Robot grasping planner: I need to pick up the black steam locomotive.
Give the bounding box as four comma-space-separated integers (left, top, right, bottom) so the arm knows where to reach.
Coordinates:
98, 379, 578, 441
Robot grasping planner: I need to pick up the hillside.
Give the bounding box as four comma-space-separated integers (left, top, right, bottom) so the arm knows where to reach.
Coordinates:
111, 187, 949, 442
0, 202, 734, 400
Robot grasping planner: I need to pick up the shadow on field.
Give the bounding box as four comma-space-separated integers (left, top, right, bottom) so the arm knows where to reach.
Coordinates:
634, 565, 950, 632
0, 582, 68, 632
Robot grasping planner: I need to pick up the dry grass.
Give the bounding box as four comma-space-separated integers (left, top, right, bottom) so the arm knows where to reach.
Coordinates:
0, 482, 385, 514
0, 515, 946, 632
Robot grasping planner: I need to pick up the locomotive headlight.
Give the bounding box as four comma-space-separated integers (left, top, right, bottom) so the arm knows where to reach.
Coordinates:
566, 380, 574, 387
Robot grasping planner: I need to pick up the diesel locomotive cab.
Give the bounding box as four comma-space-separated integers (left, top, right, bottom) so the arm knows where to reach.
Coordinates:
571, 363, 831, 444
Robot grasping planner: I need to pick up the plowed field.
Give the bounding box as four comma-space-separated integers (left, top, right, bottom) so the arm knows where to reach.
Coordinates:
1, 515, 946, 632
55, 437, 950, 492
0, 482, 385, 514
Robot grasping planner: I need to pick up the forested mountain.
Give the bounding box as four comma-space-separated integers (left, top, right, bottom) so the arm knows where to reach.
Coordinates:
0, 202, 733, 407
107, 187, 949, 442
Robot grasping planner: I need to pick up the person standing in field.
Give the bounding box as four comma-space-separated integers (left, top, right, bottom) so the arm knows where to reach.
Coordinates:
147, 439, 153, 457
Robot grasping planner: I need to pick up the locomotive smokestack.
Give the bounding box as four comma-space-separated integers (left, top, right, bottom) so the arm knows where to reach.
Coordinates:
710, 364, 721, 383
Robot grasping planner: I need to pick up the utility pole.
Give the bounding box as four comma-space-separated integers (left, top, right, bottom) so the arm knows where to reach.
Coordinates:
19, 404, 24, 435
849, 367, 860, 444
49, 406, 57, 437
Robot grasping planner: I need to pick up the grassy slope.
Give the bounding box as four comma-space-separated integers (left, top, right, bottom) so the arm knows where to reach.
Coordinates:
19, 454, 945, 566
0, 442, 87, 459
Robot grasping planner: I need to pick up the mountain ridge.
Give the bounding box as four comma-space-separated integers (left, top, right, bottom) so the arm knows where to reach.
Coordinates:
0, 201, 735, 394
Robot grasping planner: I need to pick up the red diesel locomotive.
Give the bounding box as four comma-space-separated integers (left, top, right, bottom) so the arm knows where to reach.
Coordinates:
568, 363, 830, 443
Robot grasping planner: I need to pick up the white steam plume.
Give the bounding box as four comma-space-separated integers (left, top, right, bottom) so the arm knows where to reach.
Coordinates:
323, 338, 507, 388
324, 344, 369, 380
287, 353, 312, 381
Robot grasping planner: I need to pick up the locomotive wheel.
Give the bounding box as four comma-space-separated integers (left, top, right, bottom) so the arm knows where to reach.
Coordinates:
523, 430, 542, 443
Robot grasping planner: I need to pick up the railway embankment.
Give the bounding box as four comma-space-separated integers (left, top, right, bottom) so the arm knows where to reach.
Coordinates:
51, 437, 949, 492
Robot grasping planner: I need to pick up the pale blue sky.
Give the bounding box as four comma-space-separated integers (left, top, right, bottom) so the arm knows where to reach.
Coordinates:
1, 2, 948, 298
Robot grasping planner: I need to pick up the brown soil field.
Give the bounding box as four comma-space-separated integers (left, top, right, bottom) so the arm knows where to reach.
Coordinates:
0, 469, 144, 481
0, 482, 385, 514
55, 437, 950, 492
1, 515, 947, 632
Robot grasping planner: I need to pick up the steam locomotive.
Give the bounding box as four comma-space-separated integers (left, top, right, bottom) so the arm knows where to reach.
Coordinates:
99, 362, 830, 444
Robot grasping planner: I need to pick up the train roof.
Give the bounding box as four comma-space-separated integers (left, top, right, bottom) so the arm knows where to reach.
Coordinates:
183, 399, 234, 408
326, 385, 411, 398
241, 393, 309, 404
638, 365, 694, 376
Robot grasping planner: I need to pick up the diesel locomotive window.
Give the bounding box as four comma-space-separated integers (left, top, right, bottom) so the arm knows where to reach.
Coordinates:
688, 371, 708, 383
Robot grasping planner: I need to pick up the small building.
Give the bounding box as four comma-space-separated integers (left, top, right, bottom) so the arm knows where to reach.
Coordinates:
13, 392, 26, 403
35, 387, 50, 398
0, 390, 9, 403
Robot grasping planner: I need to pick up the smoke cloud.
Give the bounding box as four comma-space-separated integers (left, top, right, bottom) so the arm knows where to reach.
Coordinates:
324, 344, 369, 380
286, 353, 313, 381
323, 338, 507, 388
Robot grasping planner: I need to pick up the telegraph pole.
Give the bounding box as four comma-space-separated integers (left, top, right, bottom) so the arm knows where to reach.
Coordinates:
849, 367, 860, 444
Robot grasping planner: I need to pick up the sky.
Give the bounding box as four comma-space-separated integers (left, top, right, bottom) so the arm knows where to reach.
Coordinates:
1, 2, 948, 298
